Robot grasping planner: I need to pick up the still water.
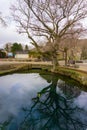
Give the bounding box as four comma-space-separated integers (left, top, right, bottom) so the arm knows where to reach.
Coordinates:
0, 71, 87, 130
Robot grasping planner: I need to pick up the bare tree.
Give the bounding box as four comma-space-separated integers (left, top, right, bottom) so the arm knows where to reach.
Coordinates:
11, 0, 87, 70
59, 26, 85, 65
0, 12, 6, 26
25, 44, 29, 51
81, 42, 87, 60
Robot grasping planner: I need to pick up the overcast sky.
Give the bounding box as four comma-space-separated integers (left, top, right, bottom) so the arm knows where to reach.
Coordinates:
0, 0, 29, 48
0, 0, 87, 48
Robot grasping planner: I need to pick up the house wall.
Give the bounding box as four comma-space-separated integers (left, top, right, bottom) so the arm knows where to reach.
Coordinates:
15, 54, 29, 59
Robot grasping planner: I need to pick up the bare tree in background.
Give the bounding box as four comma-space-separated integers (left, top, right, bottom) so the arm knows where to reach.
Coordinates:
59, 26, 85, 65
81, 42, 87, 60
11, 0, 87, 70
0, 12, 6, 26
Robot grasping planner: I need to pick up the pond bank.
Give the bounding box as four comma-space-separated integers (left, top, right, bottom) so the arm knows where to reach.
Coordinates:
54, 66, 87, 87
0, 63, 87, 86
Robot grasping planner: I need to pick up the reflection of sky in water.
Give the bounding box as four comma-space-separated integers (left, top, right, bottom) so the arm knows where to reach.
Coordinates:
74, 91, 87, 111
0, 73, 50, 122
0, 74, 87, 129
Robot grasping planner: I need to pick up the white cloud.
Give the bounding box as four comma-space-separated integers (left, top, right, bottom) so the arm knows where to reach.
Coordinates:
0, 73, 49, 122
74, 91, 87, 111
0, 24, 30, 47
0, 0, 30, 47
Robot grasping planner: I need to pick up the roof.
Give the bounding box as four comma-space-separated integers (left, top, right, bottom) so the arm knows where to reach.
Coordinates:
15, 51, 29, 54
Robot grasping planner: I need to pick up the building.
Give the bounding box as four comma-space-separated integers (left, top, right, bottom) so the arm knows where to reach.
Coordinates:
0, 49, 7, 58
15, 51, 29, 59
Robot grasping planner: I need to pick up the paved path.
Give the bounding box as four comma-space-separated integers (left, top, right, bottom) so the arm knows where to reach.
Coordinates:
0, 61, 52, 65
59, 61, 87, 72
76, 63, 87, 72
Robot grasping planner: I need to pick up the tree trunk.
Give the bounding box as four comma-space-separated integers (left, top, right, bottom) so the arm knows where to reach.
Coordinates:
65, 50, 68, 66
52, 54, 59, 71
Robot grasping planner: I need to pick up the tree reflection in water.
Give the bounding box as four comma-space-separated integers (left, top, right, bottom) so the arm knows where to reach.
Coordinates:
20, 77, 87, 130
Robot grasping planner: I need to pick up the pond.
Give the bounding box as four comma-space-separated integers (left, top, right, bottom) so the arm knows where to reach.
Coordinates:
0, 70, 87, 130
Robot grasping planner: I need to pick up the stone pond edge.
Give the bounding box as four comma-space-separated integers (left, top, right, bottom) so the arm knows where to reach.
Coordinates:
0, 63, 87, 87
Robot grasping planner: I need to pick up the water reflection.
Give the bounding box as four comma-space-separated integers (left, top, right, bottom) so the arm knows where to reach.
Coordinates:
20, 77, 87, 130
57, 79, 81, 98
0, 73, 49, 129
0, 73, 87, 130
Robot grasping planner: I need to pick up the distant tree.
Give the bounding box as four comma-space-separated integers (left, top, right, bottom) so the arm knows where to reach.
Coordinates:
0, 50, 6, 58
25, 44, 29, 51
81, 45, 87, 60
29, 50, 42, 60
5, 44, 9, 52
11, 43, 23, 56
4, 43, 12, 52
19, 43, 23, 51
60, 36, 79, 66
